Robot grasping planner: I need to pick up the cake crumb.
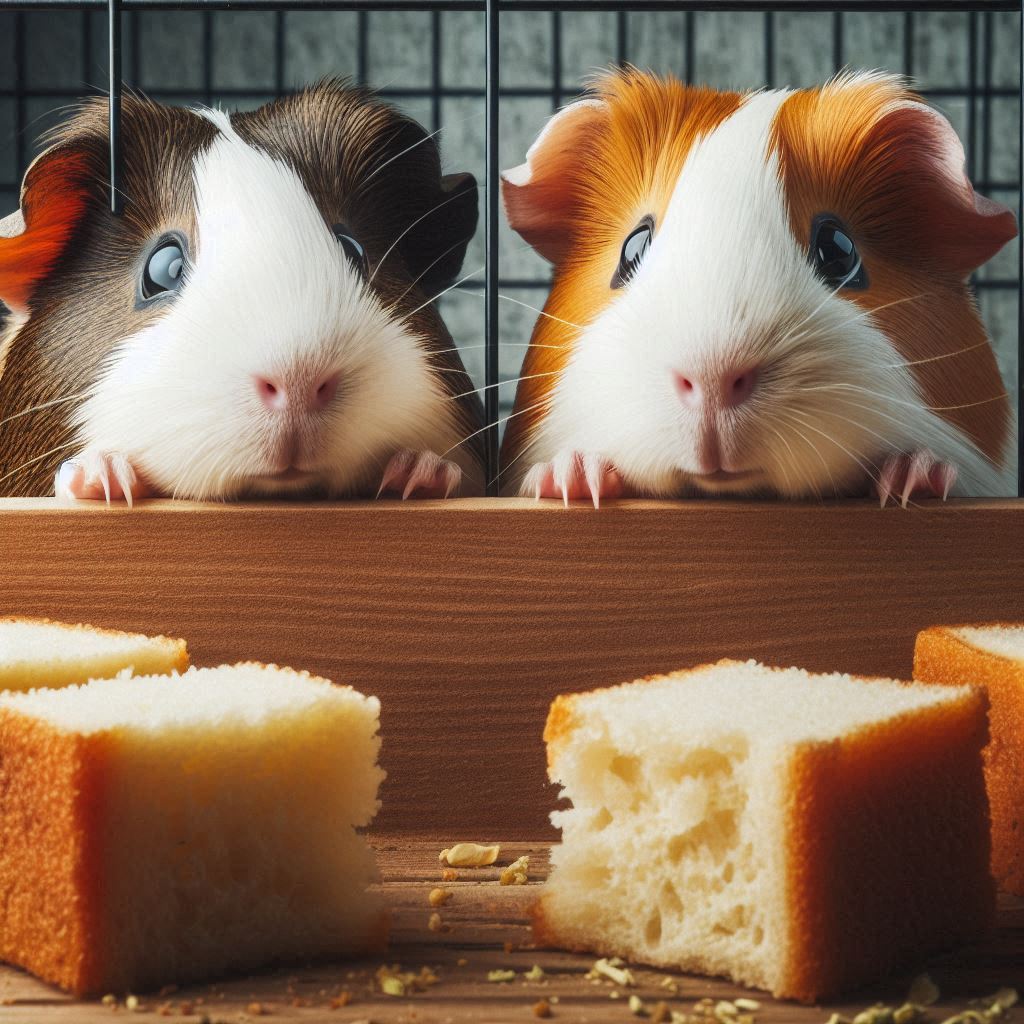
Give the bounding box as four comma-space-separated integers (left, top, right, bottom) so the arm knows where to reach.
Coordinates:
533, 999, 553, 1018
429, 887, 451, 907
441, 868, 459, 882
489, 970, 517, 983
246, 1002, 267, 1016
629, 994, 647, 1016
587, 958, 635, 987
439, 842, 500, 867
125, 995, 140, 1013
500, 855, 530, 886
524, 965, 545, 982
101, 994, 117, 1007
428, 912, 444, 932
329, 991, 352, 1010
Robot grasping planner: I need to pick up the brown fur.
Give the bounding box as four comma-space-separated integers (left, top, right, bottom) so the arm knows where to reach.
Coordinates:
500, 71, 742, 480
770, 75, 1015, 463
0, 81, 482, 496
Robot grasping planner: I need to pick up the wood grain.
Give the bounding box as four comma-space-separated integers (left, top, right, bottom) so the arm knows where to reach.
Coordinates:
0, 840, 1020, 1023
0, 497, 1022, 835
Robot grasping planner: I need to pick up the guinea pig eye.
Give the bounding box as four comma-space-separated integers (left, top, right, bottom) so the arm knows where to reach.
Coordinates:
809, 215, 867, 290
141, 238, 186, 300
333, 225, 369, 278
611, 216, 654, 289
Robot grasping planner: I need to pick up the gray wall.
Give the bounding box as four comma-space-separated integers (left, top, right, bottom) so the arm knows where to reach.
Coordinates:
1, 8, 1019, 487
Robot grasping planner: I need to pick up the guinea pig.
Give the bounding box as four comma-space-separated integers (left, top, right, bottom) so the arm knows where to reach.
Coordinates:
499, 69, 1016, 506
0, 79, 484, 502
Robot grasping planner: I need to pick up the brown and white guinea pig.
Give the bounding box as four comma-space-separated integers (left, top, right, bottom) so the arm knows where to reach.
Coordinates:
499, 68, 1017, 506
0, 79, 484, 502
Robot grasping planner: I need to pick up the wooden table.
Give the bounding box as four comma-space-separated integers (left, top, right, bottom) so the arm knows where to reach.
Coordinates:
0, 842, 1020, 1023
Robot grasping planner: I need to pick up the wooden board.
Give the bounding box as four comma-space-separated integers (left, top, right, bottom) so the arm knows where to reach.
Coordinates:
0, 841, 1020, 1023
1, 497, 1023, 836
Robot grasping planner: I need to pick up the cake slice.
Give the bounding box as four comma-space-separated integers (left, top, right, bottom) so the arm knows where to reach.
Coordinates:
915, 623, 1024, 895
537, 659, 992, 1002
0, 616, 188, 691
0, 663, 386, 996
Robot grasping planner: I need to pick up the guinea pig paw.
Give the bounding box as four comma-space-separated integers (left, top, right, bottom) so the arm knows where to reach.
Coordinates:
877, 450, 957, 509
55, 451, 149, 508
523, 451, 624, 509
377, 448, 461, 499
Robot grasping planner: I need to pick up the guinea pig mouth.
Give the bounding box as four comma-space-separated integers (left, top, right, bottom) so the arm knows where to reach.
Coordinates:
693, 469, 759, 483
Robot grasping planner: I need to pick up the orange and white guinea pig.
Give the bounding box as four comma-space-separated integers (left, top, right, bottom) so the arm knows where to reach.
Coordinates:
499, 69, 1016, 506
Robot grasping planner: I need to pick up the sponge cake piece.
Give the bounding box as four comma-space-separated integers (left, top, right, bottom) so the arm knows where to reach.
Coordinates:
537, 659, 992, 1002
0, 662, 386, 995
915, 623, 1024, 895
0, 616, 188, 691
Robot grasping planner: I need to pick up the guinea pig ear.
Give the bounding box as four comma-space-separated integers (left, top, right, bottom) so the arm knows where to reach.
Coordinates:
0, 144, 96, 314
501, 98, 609, 265
401, 171, 479, 296
875, 99, 1017, 275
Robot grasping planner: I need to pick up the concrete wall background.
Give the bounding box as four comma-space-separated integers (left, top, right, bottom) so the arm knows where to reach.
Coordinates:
1, 8, 1020, 488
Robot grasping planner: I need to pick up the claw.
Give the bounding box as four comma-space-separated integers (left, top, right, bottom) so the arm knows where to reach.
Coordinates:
378, 448, 461, 499
901, 451, 933, 509
54, 450, 148, 505
583, 453, 605, 509
520, 450, 624, 505
877, 450, 957, 508
878, 454, 900, 508
377, 449, 415, 498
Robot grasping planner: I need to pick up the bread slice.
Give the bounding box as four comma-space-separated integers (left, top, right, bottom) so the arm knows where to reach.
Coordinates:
0, 663, 386, 996
915, 624, 1024, 895
537, 659, 992, 1002
0, 616, 188, 691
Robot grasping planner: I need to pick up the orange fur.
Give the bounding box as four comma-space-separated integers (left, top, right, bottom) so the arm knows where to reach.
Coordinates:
500, 72, 741, 481
770, 77, 1015, 463
0, 150, 94, 313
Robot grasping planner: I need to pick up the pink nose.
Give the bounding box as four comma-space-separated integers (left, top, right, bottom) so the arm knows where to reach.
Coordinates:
673, 366, 759, 411
254, 371, 341, 413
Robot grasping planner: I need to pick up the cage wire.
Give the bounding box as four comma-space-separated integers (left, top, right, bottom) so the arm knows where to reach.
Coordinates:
0, 1, 1020, 494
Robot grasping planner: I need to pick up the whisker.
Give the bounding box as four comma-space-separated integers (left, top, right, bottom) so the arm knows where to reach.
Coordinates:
794, 381, 1008, 414
884, 340, 990, 370
369, 183, 484, 286
441, 395, 552, 460
404, 265, 485, 320
0, 440, 78, 487
496, 293, 585, 332
0, 391, 89, 431
389, 233, 478, 311
782, 408, 884, 495
444, 369, 561, 402
362, 109, 483, 187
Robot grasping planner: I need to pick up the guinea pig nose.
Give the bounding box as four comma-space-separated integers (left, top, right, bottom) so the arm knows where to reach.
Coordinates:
254, 374, 288, 411
310, 371, 342, 412
725, 366, 759, 408
672, 372, 704, 410
673, 367, 759, 410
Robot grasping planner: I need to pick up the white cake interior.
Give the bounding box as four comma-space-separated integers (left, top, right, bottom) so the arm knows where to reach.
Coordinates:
543, 660, 967, 993
955, 624, 1024, 661
0, 663, 385, 990
0, 618, 184, 691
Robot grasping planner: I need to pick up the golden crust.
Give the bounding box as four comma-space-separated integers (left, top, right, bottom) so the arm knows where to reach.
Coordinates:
782, 686, 992, 1002
0, 615, 189, 673
914, 624, 1024, 896
540, 661, 993, 1002
0, 707, 107, 995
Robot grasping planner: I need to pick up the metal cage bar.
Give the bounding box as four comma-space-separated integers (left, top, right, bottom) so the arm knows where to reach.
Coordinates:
1, 0, 1021, 496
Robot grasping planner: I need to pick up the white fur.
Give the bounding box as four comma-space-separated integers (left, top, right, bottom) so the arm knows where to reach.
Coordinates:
525, 83, 1006, 499
75, 113, 461, 500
